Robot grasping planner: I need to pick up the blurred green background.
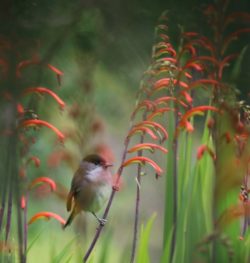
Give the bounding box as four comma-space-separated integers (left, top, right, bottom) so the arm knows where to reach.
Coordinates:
0, 0, 249, 262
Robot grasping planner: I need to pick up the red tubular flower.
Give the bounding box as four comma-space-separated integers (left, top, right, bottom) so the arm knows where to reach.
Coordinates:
155, 96, 188, 108
131, 100, 156, 119
21, 196, 26, 209
19, 119, 65, 143
26, 156, 40, 167
137, 121, 168, 141
147, 107, 173, 120
47, 64, 63, 76
122, 156, 163, 175
17, 103, 24, 115
127, 143, 168, 154
153, 78, 189, 92
179, 106, 219, 125
127, 126, 158, 140
180, 91, 193, 104
154, 47, 176, 58
177, 106, 219, 134
28, 211, 66, 226
156, 57, 177, 64
197, 144, 216, 160
22, 87, 65, 110
28, 177, 56, 192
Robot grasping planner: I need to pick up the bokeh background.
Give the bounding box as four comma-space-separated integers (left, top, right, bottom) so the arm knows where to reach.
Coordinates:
0, 0, 249, 262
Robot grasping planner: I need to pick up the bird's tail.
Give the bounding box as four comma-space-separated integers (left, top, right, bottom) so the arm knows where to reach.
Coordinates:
63, 210, 76, 229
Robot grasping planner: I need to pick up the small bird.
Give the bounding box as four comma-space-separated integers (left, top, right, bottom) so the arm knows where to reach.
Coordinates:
63, 154, 113, 229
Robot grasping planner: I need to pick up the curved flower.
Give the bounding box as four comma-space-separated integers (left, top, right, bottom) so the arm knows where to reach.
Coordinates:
179, 106, 219, 125
197, 144, 216, 160
137, 121, 168, 141
155, 96, 188, 108
153, 78, 189, 92
28, 211, 65, 226
28, 177, 56, 192
19, 119, 65, 143
122, 156, 163, 175
47, 64, 63, 76
131, 100, 156, 119
147, 107, 173, 120
128, 143, 168, 154
128, 143, 168, 153
176, 106, 219, 135
127, 126, 158, 140
22, 87, 65, 110
26, 156, 41, 167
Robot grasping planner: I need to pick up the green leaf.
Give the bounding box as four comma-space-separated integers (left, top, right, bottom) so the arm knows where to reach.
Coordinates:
231, 45, 249, 81
136, 213, 157, 263
51, 236, 78, 263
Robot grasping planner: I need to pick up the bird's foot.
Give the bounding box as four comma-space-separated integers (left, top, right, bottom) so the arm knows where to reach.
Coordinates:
92, 212, 107, 226
98, 218, 107, 226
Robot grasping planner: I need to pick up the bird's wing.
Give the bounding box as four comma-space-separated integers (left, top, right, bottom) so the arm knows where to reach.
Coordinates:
66, 190, 73, 212
67, 166, 86, 211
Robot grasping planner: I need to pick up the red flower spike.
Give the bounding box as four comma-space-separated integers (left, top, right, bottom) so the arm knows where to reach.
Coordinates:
19, 119, 65, 143
154, 47, 176, 58
17, 103, 24, 115
122, 156, 163, 175
21, 196, 26, 209
28, 211, 66, 226
47, 64, 63, 86
127, 126, 158, 140
184, 72, 193, 79
153, 78, 188, 92
179, 106, 219, 125
155, 96, 188, 108
22, 87, 65, 110
155, 57, 177, 64
180, 44, 197, 57
183, 32, 199, 37
127, 143, 168, 154
26, 156, 40, 167
47, 64, 63, 76
184, 121, 194, 132
28, 177, 56, 192
197, 144, 216, 160
131, 100, 156, 119
147, 107, 173, 121
183, 62, 203, 72
137, 121, 168, 141
180, 91, 193, 104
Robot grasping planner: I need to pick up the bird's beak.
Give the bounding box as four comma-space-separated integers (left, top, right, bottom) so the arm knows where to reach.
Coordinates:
104, 163, 113, 168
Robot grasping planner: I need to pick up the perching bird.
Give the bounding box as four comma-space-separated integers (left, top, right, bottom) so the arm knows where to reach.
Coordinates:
63, 154, 113, 229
